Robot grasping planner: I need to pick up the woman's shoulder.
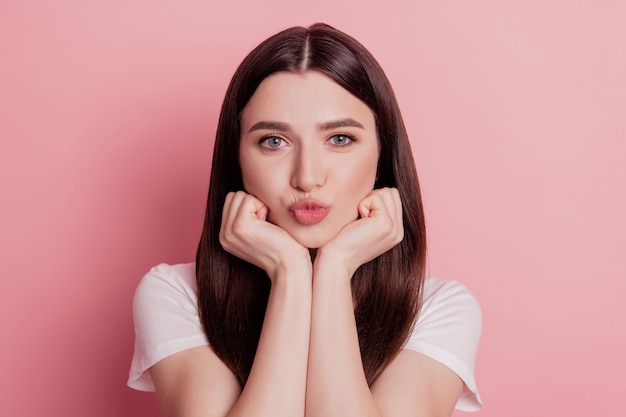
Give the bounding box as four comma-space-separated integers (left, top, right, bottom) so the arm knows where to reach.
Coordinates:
405, 276, 483, 411
137, 262, 197, 290
414, 276, 482, 344
421, 276, 481, 316
129, 262, 206, 391
134, 262, 198, 306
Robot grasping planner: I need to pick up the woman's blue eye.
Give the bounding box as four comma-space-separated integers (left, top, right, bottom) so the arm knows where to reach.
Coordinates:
261, 136, 286, 149
329, 134, 354, 146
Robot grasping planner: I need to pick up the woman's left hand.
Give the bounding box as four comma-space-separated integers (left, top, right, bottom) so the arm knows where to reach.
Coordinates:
316, 187, 404, 277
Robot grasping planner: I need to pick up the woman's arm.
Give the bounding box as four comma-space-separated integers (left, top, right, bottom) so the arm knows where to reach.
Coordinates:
150, 192, 313, 417
151, 263, 312, 417
305, 261, 463, 417
305, 260, 377, 417
305, 188, 463, 417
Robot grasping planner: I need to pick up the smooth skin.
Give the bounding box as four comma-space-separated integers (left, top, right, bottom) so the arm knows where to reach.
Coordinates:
150, 71, 463, 417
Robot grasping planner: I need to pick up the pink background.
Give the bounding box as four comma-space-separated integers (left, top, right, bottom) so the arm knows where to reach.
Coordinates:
1, 1, 624, 416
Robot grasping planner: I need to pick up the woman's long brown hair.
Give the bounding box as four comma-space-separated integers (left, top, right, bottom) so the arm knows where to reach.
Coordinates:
196, 23, 427, 386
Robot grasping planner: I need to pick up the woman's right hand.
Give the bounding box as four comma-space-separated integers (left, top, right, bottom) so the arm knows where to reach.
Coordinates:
220, 191, 310, 280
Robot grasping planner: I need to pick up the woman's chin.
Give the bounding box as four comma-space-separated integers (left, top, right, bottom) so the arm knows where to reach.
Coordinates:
290, 230, 334, 250
297, 238, 328, 250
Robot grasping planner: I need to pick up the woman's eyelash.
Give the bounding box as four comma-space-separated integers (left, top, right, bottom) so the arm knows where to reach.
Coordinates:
258, 133, 356, 149
328, 133, 356, 146
259, 135, 287, 149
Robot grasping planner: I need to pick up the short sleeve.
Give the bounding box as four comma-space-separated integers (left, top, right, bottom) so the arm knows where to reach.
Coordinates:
404, 277, 483, 411
127, 263, 209, 391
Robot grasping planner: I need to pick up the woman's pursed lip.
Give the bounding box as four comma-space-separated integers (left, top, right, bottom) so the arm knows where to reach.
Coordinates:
289, 199, 330, 225
288, 199, 329, 211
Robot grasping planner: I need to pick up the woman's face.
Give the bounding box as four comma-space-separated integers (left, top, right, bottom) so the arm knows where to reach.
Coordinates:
239, 70, 380, 249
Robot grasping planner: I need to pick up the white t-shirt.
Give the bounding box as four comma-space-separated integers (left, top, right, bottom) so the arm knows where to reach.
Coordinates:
128, 263, 483, 411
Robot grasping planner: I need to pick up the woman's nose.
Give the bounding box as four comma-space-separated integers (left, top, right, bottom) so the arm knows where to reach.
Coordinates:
290, 147, 326, 192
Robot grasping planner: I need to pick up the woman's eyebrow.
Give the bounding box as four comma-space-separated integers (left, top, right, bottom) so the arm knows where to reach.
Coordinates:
247, 118, 364, 133
248, 121, 291, 133
317, 118, 364, 131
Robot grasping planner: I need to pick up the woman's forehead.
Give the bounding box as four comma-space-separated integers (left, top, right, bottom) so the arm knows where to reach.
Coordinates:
240, 71, 376, 132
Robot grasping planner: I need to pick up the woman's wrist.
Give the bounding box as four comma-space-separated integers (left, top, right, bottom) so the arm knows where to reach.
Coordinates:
268, 249, 313, 285
314, 245, 357, 281
313, 249, 355, 285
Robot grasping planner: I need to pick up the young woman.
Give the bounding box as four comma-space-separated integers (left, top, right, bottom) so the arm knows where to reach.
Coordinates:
128, 23, 482, 417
